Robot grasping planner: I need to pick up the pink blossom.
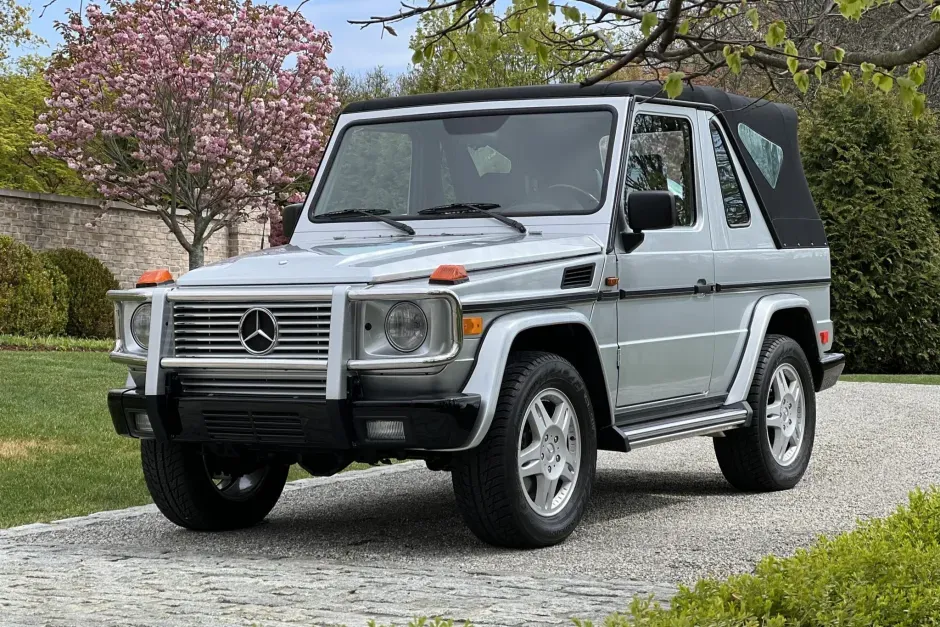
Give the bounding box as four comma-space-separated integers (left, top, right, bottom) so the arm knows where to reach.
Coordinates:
34, 0, 338, 267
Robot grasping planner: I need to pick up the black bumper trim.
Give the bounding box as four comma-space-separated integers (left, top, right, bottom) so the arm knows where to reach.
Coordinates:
108, 388, 482, 451
819, 352, 845, 391
351, 393, 482, 449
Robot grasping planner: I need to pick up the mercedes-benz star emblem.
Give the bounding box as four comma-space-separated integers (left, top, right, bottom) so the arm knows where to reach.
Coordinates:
238, 307, 278, 355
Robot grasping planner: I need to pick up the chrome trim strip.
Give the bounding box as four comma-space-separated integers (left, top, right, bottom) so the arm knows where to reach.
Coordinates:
167, 288, 334, 302
107, 289, 151, 302
162, 357, 328, 371
621, 408, 748, 440
626, 419, 747, 449
346, 288, 463, 371
109, 351, 147, 366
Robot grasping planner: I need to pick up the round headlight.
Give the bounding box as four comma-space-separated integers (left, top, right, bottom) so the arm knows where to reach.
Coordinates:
130, 303, 152, 349
385, 301, 428, 353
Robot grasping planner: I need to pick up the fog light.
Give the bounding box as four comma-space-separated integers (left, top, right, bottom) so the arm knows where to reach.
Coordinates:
130, 411, 153, 435
366, 420, 405, 441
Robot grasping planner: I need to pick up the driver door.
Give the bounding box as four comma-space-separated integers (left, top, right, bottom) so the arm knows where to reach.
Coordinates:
616, 105, 716, 411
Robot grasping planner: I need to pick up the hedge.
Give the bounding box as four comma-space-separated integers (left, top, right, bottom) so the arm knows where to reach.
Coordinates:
801, 88, 940, 373
41, 248, 118, 338
0, 235, 69, 336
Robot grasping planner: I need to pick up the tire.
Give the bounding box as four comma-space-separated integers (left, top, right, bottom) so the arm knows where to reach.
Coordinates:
141, 440, 289, 531
714, 334, 816, 491
451, 351, 597, 548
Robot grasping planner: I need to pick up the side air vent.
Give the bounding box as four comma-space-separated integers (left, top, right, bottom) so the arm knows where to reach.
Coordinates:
561, 264, 595, 289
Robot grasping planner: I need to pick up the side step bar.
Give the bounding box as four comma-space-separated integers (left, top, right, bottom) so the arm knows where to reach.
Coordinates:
604, 404, 750, 452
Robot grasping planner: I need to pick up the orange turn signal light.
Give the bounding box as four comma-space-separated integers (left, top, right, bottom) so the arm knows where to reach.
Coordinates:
605, 277, 619, 286
136, 268, 174, 288
429, 264, 469, 285
463, 316, 483, 336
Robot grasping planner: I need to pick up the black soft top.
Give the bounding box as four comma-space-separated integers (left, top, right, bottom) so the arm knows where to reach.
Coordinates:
343, 82, 825, 249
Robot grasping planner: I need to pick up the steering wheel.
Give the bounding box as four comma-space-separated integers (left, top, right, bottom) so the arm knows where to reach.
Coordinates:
543, 184, 599, 209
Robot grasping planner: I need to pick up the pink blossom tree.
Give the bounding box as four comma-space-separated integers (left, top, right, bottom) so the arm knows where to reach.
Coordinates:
35, 0, 338, 268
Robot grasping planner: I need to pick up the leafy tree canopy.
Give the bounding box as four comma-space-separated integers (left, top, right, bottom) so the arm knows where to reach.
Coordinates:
354, 0, 940, 116
0, 56, 90, 195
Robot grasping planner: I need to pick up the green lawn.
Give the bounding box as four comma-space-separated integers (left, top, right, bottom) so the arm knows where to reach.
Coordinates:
0, 351, 369, 529
841, 374, 940, 385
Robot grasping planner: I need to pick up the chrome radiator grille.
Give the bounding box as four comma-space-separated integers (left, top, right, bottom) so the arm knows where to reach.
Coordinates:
178, 370, 327, 398
173, 301, 331, 359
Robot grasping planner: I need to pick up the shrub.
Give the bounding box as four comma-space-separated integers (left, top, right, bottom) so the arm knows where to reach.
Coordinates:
0, 235, 69, 336
41, 248, 118, 338
800, 88, 940, 373
599, 488, 940, 626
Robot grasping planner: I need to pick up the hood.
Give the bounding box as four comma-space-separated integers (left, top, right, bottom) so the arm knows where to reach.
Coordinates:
176, 233, 604, 287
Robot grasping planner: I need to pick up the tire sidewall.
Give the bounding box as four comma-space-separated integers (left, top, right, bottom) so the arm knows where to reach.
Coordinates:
754, 340, 816, 486
500, 357, 597, 545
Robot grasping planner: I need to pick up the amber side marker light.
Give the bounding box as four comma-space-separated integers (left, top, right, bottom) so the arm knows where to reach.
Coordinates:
463, 316, 483, 336
429, 264, 469, 285
605, 277, 619, 286
136, 268, 174, 288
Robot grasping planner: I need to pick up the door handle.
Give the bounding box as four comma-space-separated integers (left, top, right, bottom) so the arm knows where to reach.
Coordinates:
694, 279, 715, 295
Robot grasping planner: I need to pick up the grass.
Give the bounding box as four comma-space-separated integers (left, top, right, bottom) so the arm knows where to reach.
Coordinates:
0, 334, 112, 352
841, 373, 940, 385
0, 351, 373, 529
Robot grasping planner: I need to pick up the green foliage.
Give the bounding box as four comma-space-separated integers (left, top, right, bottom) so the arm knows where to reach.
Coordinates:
0, 235, 69, 337
405, 0, 606, 93
604, 488, 940, 625
0, 57, 91, 195
800, 87, 940, 373
41, 248, 117, 339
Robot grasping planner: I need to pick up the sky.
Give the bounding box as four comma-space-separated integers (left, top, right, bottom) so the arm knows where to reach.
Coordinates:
12, 0, 418, 75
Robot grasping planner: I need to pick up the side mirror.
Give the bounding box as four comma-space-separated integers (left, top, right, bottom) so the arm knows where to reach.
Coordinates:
281, 203, 304, 242
626, 191, 678, 232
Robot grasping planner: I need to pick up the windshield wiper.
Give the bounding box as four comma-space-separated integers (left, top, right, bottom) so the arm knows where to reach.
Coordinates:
418, 203, 526, 234
317, 208, 415, 236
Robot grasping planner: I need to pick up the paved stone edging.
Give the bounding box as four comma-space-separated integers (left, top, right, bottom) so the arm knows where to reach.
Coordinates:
0, 461, 426, 540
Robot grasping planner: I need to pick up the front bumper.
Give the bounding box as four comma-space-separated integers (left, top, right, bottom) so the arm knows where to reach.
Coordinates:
818, 352, 845, 391
108, 385, 481, 451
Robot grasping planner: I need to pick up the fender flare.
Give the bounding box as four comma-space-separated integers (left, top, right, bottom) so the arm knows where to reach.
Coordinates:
457, 309, 612, 450
725, 294, 815, 405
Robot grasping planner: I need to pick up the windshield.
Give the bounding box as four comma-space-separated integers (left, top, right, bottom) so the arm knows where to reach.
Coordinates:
311, 109, 615, 220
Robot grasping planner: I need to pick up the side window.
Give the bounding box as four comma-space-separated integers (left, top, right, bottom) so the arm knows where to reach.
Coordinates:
710, 122, 750, 228
323, 128, 412, 213
738, 123, 783, 188
624, 114, 696, 226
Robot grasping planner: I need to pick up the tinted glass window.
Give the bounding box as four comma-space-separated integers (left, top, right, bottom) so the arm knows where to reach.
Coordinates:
738, 123, 783, 188
710, 122, 750, 227
625, 114, 696, 226
313, 110, 615, 218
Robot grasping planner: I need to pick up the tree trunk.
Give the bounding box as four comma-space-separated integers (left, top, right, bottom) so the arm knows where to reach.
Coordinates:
189, 243, 205, 270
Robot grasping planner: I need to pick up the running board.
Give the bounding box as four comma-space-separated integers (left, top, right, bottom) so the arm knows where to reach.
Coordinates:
607, 404, 750, 451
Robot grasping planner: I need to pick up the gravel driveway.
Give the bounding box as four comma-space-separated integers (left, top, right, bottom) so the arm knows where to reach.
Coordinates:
2, 382, 939, 626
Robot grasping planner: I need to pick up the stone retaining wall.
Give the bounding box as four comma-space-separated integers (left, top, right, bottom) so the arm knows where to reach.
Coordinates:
0, 188, 266, 288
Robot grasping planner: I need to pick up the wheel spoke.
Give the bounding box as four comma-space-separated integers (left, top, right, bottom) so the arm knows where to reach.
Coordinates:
519, 442, 542, 477
774, 369, 789, 399
535, 475, 558, 510
528, 400, 552, 438
772, 430, 788, 458
791, 382, 802, 404
560, 463, 576, 485
554, 401, 572, 433
765, 401, 783, 427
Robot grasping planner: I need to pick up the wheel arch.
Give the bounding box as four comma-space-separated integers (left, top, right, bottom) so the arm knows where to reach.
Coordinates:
459, 309, 613, 450
726, 295, 821, 404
